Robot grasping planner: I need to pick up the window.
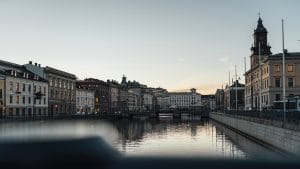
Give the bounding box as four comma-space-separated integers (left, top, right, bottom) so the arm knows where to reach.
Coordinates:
39, 86, 41, 92
44, 87, 46, 94
9, 108, 13, 116
28, 97, 31, 104
275, 65, 280, 72
0, 89, 2, 99
275, 94, 281, 101
16, 108, 19, 116
288, 78, 294, 88
44, 98, 46, 105
55, 80, 58, 87
16, 96, 20, 104
22, 96, 25, 104
275, 78, 281, 87
10, 95, 13, 104
9, 81, 13, 91
22, 83, 26, 92
16, 83, 20, 91
34, 85, 36, 92
28, 85, 31, 93
22, 108, 26, 116
288, 65, 293, 72
50, 79, 53, 86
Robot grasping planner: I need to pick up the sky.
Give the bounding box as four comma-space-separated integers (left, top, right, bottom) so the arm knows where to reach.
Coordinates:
0, 0, 300, 94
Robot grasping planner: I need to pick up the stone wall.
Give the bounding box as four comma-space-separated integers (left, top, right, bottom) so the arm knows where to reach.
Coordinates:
210, 113, 300, 155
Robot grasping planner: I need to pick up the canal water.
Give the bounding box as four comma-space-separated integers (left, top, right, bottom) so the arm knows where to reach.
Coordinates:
0, 116, 285, 159
110, 116, 283, 159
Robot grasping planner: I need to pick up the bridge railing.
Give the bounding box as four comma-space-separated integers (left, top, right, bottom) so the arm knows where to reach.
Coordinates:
222, 110, 300, 125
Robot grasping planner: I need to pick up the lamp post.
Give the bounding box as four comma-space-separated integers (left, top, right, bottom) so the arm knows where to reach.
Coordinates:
282, 19, 286, 122
259, 41, 263, 112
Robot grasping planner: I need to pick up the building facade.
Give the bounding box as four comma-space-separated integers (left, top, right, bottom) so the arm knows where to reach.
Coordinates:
169, 88, 202, 109
201, 95, 216, 110
142, 93, 154, 111
128, 90, 139, 111
44, 66, 76, 115
0, 75, 4, 117
76, 88, 95, 115
76, 78, 109, 114
224, 80, 245, 110
24, 62, 77, 115
0, 60, 48, 117
157, 95, 170, 110
107, 80, 120, 114
245, 17, 300, 110
215, 89, 225, 111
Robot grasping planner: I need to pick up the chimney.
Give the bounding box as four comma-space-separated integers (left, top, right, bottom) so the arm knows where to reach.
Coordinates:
29, 61, 32, 64
35, 63, 37, 66
38, 64, 41, 67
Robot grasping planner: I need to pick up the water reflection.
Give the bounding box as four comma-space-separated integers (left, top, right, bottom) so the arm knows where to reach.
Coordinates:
0, 116, 284, 159
110, 116, 285, 159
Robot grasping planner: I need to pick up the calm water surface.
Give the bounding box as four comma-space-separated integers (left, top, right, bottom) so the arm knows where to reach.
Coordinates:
0, 116, 284, 159
108, 116, 283, 159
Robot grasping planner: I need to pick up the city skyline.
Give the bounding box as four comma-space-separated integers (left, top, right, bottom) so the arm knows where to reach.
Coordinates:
1, 0, 300, 94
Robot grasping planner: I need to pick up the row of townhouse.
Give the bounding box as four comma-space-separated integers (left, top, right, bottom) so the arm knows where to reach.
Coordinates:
0, 60, 211, 117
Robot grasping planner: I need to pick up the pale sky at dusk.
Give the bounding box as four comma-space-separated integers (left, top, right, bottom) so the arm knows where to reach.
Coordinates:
1, 0, 300, 94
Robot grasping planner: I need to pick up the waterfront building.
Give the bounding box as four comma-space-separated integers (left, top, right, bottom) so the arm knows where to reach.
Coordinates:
24, 62, 76, 115
201, 95, 216, 110
121, 76, 147, 111
157, 95, 170, 110
119, 86, 129, 113
224, 80, 245, 110
142, 93, 154, 111
128, 90, 139, 111
0, 75, 4, 117
75, 88, 95, 115
169, 88, 202, 109
244, 17, 300, 110
45, 67, 76, 115
76, 78, 109, 114
0, 60, 48, 117
215, 89, 225, 111
107, 80, 120, 114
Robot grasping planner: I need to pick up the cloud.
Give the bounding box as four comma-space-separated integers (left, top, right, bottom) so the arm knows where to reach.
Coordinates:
218, 56, 230, 63
176, 58, 185, 62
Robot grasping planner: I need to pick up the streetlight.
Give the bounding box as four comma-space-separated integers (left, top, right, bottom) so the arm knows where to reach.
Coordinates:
282, 19, 286, 122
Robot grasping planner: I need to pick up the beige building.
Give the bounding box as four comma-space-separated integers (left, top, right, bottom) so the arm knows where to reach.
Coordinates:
169, 88, 202, 109
245, 17, 300, 110
0, 60, 48, 117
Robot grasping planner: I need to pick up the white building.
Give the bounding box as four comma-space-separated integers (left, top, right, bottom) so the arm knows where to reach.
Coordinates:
0, 60, 48, 117
76, 88, 94, 115
169, 88, 202, 109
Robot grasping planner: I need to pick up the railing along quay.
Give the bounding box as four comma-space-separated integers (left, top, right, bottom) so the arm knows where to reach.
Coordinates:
217, 110, 300, 131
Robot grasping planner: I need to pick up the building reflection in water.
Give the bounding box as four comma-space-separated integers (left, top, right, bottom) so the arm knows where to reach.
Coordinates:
111, 116, 283, 159
0, 116, 283, 159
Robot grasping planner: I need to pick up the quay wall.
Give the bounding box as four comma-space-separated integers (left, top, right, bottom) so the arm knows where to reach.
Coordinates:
210, 112, 300, 155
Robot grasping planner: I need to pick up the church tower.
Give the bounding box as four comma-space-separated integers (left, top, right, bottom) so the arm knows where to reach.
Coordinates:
250, 17, 272, 68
